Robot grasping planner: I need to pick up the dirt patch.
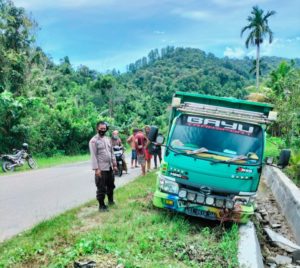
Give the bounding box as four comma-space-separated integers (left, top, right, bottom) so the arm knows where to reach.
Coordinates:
163, 235, 229, 267
129, 192, 154, 210
15, 262, 42, 268
255, 178, 300, 267
74, 205, 102, 233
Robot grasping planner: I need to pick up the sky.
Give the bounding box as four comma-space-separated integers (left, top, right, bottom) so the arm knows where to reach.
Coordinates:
13, 0, 300, 72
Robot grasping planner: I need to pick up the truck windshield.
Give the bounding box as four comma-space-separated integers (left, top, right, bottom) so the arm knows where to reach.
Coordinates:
170, 114, 263, 163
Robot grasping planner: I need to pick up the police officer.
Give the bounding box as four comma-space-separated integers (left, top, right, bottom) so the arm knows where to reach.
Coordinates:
89, 121, 118, 211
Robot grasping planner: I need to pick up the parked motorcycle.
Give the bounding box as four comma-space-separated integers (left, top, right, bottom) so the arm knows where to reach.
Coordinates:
113, 145, 124, 177
1, 143, 37, 172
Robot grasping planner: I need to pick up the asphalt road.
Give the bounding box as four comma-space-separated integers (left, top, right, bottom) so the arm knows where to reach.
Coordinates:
0, 158, 142, 242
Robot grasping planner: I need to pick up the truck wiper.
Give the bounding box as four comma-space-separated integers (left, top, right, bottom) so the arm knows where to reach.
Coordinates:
186, 147, 208, 155
174, 147, 209, 156
210, 155, 248, 165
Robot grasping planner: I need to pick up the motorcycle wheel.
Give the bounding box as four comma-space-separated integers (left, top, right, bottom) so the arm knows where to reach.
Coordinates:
2, 161, 15, 172
28, 157, 38, 169
118, 164, 123, 177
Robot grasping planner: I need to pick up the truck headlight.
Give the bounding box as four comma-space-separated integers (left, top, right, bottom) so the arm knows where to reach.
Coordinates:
178, 189, 187, 198
159, 176, 179, 194
205, 196, 215, 205
225, 200, 234, 209
187, 192, 196, 201
196, 194, 205, 204
215, 198, 224, 208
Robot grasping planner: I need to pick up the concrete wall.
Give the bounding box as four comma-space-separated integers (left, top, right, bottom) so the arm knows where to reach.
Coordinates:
238, 221, 264, 268
263, 166, 300, 243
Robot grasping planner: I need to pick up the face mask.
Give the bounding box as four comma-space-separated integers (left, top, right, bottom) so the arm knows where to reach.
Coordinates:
98, 130, 106, 136
112, 135, 118, 140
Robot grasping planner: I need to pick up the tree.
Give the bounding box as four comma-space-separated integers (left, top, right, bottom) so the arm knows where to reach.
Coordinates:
241, 5, 275, 90
267, 62, 300, 146
268, 61, 293, 97
0, 0, 36, 95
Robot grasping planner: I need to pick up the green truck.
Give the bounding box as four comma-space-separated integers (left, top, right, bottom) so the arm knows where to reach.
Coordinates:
152, 91, 276, 223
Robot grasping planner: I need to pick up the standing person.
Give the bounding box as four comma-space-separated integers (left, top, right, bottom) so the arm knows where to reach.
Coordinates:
152, 142, 162, 169
144, 125, 152, 172
135, 129, 148, 176
89, 121, 118, 212
111, 130, 128, 174
127, 128, 138, 168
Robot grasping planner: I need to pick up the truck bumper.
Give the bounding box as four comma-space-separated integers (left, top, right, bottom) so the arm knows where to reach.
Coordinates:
153, 190, 253, 224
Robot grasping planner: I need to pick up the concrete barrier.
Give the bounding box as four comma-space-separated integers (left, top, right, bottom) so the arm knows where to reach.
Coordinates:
238, 221, 264, 268
263, 166, 300, 243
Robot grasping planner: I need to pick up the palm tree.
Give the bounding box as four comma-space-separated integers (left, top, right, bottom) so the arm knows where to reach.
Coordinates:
241, 6, 276, 90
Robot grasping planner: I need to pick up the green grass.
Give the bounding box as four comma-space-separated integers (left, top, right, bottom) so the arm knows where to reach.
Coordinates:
285, 150, 300, 187
36, 154, 89, 168
0, 154, 89, 175
0, 172, 239, 268
264, 136, 300, 186
265, 136, 285, 158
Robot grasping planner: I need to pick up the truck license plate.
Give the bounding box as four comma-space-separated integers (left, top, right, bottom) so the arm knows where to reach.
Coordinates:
185, 207, 216, 219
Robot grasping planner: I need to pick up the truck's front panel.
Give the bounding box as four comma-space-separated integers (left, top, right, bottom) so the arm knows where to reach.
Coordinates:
153, 113, 265, 223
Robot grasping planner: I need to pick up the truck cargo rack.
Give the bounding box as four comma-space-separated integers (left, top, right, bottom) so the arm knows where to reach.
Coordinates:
178, 102, 274, 124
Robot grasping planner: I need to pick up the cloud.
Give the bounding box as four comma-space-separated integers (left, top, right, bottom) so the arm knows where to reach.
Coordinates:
223, 47, 245, 58
282, 37, 300, 43
259, 38, 281, 56
240, 38, 292, 58
172, 9, 211, 21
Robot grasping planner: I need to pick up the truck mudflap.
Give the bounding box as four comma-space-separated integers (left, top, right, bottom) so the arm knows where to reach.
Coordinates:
153, 190, 253, 224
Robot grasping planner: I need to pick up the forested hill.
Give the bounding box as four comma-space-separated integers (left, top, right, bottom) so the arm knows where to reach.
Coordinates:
1, 0, 299, 156
124, 47, 250, 100
123, 47, 291, 100
124, 47, 300, 99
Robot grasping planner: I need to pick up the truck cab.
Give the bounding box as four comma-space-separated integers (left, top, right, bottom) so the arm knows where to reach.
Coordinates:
153, 91, 276, 223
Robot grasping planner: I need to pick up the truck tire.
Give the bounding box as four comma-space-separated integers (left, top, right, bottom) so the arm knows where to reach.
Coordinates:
278, 149, 291, 168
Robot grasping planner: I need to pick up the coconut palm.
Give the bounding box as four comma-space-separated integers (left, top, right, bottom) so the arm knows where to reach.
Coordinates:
241, 6, 276, 90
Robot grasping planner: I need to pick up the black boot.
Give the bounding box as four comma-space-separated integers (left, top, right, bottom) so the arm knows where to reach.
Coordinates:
108, 194, 115, 206
108, 200, 115, 206
99, 204, 108, 212
98, 200, 108, 212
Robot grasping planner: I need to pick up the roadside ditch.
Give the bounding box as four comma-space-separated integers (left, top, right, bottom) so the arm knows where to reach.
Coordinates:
252, 166, 300, 267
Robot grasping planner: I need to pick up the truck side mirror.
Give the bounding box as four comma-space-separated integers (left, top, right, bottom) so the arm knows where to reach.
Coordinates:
148, 126, 159, 142
156, 134, 165, 145
277, 149, 291, 168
